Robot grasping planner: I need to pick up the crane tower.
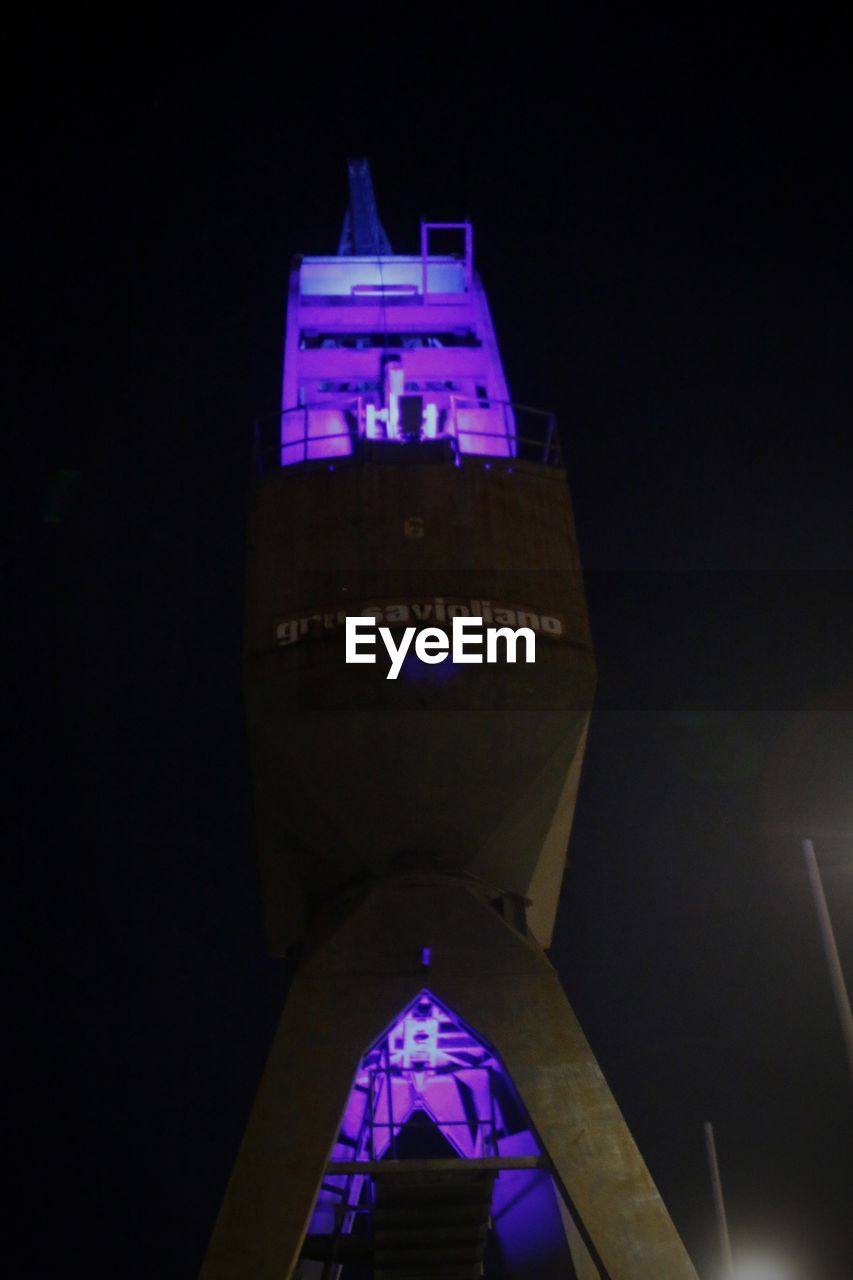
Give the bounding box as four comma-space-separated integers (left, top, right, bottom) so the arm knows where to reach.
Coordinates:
200, 160, 699, 1279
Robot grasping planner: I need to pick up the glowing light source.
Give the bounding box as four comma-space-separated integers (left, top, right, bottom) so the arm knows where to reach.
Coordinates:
304, 989, 577, 1270
731, 1258, 797, 1280
276, 218, 524, 466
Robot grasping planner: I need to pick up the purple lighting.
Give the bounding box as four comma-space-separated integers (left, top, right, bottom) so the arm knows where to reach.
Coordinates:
276, 209, 524, 467
304, 990, 580, 1274
328, 992, 507, 1164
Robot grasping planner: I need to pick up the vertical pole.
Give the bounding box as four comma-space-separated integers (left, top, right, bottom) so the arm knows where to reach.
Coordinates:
703, 1121, 734, 1279
421, 220, 428, 299
802, 838, 853, 1084
544, 414, 555, 466
368, 1068, 376, 1161
385, 1038, 397, 1159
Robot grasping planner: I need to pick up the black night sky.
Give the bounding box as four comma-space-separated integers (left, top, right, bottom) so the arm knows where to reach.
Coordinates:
11, 14, 852, 1280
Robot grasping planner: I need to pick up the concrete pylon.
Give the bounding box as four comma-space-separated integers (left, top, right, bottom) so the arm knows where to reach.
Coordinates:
200, 877, 698, 1280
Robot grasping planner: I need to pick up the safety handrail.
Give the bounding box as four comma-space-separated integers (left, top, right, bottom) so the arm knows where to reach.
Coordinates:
253, 396, 561, 473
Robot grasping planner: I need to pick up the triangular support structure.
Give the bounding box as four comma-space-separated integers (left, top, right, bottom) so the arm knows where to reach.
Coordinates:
199, 877, 699, 1279
301, 988, 601, 1277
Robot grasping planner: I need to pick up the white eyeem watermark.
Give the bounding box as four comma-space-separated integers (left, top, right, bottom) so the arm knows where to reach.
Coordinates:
345, 615, 535, 680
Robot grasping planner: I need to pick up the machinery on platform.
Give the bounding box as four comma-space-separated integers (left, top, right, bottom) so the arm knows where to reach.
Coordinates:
200, 160, 699, 1279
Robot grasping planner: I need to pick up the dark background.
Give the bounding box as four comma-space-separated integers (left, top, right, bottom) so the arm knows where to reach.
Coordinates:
11, 13, 852, 1279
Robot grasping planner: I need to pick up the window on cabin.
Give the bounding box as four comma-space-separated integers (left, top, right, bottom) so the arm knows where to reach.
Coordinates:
299, 330, 479, 350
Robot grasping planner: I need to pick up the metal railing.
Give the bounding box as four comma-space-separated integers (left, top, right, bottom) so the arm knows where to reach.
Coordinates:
253, 395, 561, 473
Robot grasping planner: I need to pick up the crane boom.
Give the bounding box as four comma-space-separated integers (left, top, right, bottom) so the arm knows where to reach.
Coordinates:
337, 156, 393, 255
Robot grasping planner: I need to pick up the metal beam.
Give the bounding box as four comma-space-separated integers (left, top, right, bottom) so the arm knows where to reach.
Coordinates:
338, 158, 393, 256
327, 1156, 548, 1175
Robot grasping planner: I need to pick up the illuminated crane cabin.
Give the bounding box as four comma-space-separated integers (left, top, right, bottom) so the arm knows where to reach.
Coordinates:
200, 160, 700, 1280
279, 211, 518, 464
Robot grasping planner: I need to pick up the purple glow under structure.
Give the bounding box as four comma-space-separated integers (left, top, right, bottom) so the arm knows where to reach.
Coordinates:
306, 990, 578, 1275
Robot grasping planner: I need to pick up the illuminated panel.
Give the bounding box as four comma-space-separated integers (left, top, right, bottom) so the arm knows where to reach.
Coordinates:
299, 256, 467, 297
454, 398, 516, 458
280, 405, 355, 466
